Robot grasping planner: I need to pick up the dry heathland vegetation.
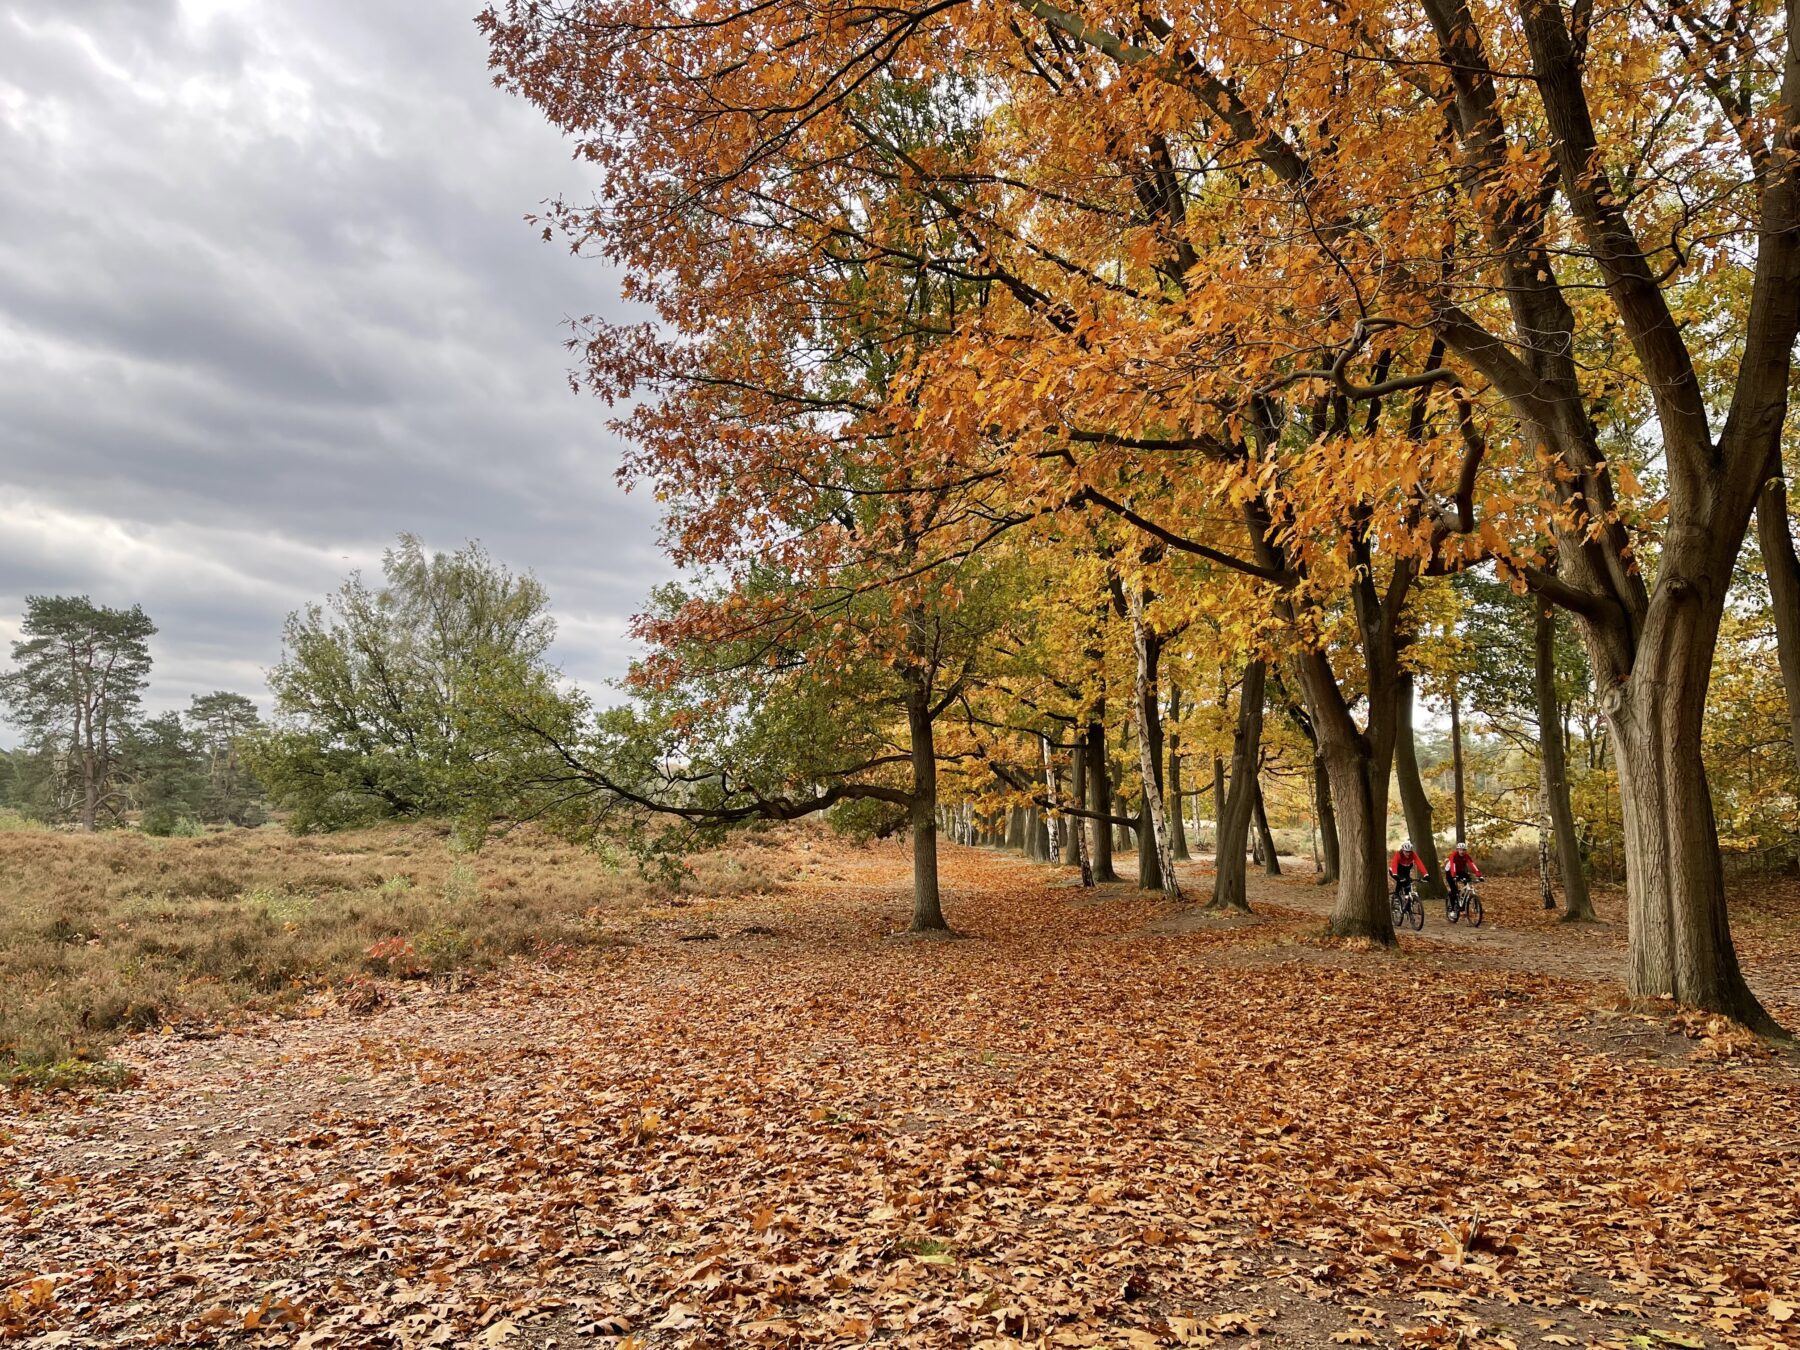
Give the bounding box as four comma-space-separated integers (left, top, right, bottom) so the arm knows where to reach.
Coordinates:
3, 829, 1799, 1349
0, 822, 792, 1081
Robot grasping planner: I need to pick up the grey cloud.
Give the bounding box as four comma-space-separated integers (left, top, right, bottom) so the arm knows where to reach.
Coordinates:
0, 0, 666, 718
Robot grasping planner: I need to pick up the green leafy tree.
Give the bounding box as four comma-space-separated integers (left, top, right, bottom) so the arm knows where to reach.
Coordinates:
185, 691, 265, 824
124, 711, 207, 835
0, 596, 155, 830
249, 536, 574, 831
512, 542, 1007, 931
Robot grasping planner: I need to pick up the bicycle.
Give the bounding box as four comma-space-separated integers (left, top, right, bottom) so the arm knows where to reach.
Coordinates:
1391, 875, 1424, 931
1446, 877, 1484, 927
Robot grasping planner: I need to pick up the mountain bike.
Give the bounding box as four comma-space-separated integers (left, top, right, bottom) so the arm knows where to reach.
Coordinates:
1446, 877, 1484, 927
1391, 875, 1424, 931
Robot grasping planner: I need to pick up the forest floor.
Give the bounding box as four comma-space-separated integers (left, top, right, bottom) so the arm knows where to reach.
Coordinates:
4, 835, 1798, 1350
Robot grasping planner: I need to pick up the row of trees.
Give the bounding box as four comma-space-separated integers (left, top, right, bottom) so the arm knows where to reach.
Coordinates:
12, 0, 1796, 1038
0, 539, 563, 836
0, 597, 264, 831
472, 0, 1800, 1032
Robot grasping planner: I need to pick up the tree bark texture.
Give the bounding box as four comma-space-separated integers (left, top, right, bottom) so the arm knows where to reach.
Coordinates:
1210, 660, 1265, 911
1394, 673, 1445, 898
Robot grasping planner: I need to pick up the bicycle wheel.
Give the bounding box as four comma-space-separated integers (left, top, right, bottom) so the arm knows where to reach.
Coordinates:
1466, 894, 1484, 928
1391, 892, 1404, 925
1410, 894, 1425, 931
1445, 891, 1460, 924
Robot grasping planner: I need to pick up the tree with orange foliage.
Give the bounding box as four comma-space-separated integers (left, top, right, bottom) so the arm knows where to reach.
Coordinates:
485, 0, 1798, 1028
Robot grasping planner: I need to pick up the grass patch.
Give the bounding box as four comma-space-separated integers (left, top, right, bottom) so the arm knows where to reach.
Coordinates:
898, 1237, 954, 1260
0, 821, 703, 1072
2, 1058, 138, 1093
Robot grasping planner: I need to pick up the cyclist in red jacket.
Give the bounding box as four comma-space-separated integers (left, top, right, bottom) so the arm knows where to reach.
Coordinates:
1388, 840, 1419, 900
1443, 841, 1482, 913
1443, 841, 1482, 888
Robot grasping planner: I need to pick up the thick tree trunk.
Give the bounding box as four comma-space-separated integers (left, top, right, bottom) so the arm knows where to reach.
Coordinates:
1005, 806, 1025, 851
1599, 585, 1777, 1032
1288, 632, 1400, 941
1756, 475, 1800, 777
1210, 660, 1265, 911
1312, 752, 1339, 885
1317, 735, 1395, 939
1535, 603, 1595, 920
1253, 780, 1281, 877
1274, 582, 1401, 940
1168, 684, 1191, 860
1449, 680, 1468, 844
1130, 590, 1180, 898
1086, 721, 1120, 882
1030, 808, 1052, 863
1393, 673, 1445, 898
905, 686, 948, 932
1136, 803, 1162, 891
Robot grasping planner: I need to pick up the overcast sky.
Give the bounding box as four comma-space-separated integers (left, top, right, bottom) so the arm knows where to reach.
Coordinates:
0, 0, 665, 721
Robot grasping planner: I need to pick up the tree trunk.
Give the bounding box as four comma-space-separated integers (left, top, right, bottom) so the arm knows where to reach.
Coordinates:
1210, 660, 1265, 911
80, 752, 99, 833
1048, 739, 1078, 865
1069, 744, 1089, 869
1756, 475, 1800, 777
1086, 722, 1120, 882
1537, 804, 1557, 911
1316, 735, 1395, 939
1253, 780, 1281, 877
1312, 752, 1339, 885
1113, 792, 1132, 852
905, 685, 948, 932
1600, 592, 1777, 1033
1286, 628, 1401, 941
1211, 756, 1226, 854
1278, 686, 1340, 886
1067, 744, 1095, 887
1136, 802, 1162, 891
1031, 808, 1052, 863
1535, 603, 1595, 920
1168, 683, 1191, 860
1129, 589, 1180, 898
1006, 805, 1026, 851
1393, 673, 1446, 898
1449, 679, 1467, 844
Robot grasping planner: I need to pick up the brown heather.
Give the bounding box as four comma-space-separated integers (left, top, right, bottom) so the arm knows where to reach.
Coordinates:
0, 821, 792, 1076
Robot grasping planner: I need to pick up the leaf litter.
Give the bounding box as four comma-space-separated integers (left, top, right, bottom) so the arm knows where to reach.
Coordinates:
3, 838, 1797, 1348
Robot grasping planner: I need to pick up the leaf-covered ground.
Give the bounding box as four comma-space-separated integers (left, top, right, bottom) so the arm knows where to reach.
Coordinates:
4, 839, 1798, 1349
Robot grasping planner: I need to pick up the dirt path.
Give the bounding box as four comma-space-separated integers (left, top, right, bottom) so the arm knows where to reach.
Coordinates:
4, 841, 1797, 1349
1229, 860, 1630, 985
